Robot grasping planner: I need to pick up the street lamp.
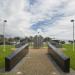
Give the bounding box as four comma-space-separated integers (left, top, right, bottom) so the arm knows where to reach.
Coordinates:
3, 20, 7, 52
71, 19, 74, 52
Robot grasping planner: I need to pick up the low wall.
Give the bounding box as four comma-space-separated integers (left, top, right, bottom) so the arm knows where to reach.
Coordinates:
5, 43, 29, 71
48, 43, 70, 73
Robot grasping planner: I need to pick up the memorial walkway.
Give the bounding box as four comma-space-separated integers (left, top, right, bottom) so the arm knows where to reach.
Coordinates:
2, 48, 75, 75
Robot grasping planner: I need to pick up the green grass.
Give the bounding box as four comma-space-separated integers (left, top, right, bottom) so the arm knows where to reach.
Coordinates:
0, 45, 15, 69
62, 44, 75, 70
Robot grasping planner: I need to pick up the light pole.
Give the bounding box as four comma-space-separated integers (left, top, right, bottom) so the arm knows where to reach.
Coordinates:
71, 19, 75, 52
3, 20, 7, 52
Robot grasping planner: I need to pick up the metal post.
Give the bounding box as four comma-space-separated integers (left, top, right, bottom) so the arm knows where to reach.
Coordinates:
38, 32, 39, 48
3, 20, 7, 52
73, 21, 74, 52
71, 20, 74, 52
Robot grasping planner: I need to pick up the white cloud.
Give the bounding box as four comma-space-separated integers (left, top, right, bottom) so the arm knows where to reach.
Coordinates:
0, 0, 33, 37
0, 0, 75, 40
30, 0, 63, 23
44, 16, 75, 40
62, 0, 75, 17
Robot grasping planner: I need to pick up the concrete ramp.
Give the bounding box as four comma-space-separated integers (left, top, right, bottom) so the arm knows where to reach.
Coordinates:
2, 48, 75, 75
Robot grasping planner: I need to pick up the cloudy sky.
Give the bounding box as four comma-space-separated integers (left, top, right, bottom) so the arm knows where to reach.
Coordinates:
0, 0, 75, 40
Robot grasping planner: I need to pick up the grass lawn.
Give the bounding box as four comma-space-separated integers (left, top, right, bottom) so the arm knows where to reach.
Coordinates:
0, 45, 15, 69
62, 44, 75, 70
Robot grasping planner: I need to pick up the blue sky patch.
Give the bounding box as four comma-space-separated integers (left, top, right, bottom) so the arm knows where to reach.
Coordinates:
30, 13, 64, 31
28, 0, 37, 6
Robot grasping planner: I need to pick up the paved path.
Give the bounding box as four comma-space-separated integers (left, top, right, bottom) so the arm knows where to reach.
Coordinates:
1, 48, 75, 75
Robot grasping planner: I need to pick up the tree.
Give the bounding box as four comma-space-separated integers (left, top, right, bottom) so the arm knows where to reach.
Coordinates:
60, 41, 65, 44
68, 40, 73, 44
14, 37, 20, 44
43, 37, 51, 42
29, 36, 33, 42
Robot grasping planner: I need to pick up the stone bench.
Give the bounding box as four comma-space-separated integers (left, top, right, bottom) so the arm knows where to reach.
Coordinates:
5, 43, 29, 71
48, 43, 70, 73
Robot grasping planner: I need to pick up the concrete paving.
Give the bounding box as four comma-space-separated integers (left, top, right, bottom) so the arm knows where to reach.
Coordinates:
0, 48, 75, 75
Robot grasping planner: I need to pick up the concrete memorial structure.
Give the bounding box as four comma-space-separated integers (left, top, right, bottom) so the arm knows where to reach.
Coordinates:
5, 43, 29, 71
48, 42, 70, 73
33, 35, 43, 48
